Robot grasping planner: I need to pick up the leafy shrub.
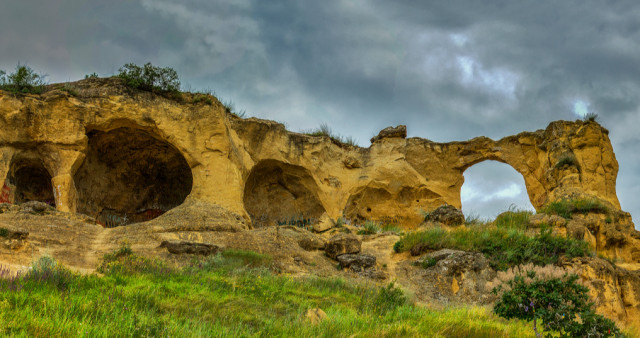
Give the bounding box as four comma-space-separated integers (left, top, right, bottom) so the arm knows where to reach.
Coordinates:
84, 72, 99, 79
555, 154, 580, 170
372, 282, 408, 313
541, 198, 609, 219
493, 273, 621, 337
0, 227, 8, 238
495, 208, 533, 230
0, 64, 47, 94
117, 62, 180, 93
394, 227, 590, 270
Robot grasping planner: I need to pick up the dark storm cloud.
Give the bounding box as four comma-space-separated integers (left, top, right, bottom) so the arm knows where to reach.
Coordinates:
1, 1, 638, 221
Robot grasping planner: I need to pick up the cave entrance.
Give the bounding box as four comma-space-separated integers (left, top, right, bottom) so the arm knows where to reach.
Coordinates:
74, 127, 193, 227
1, 160, 55, 206
243, 160, 326, 227
461, 160, 534, 220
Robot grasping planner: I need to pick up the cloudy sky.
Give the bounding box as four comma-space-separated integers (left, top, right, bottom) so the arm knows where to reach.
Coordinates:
1, 1, 639, 222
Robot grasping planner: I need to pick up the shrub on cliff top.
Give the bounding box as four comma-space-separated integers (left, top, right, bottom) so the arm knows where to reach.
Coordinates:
0, 64, 47, 94
117, 62, 180, 93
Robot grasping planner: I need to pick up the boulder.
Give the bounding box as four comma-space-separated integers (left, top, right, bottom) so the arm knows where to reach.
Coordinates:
325, 234, 361, 259
159, 240, 222, 255
337, 253, 376, 272
313, 213, 335, 233
21, 201, 54, 214
424, 205, 465, 226
298, 237, 326, 251
370, 125, 407, 143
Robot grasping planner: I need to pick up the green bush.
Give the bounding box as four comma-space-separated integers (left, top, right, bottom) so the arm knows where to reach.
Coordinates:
394, 227, 590, 270
0, 227, 8, 238
493, 273, 620, 337
84, 72, 99, 79
541, 198, 609, 219
0, 64, 47, 94
117, 62, 180, 93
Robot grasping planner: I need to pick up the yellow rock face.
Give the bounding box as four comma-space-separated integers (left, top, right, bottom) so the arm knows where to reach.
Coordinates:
0, 78, 629, 230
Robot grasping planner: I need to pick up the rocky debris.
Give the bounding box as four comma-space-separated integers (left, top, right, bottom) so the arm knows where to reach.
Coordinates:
325, 234, 361, 259
370, 125, 407, 143
423, 205, 465, 226
298, 237, 326, 251
305, 308, 327, 324
313, 213, 335, 233
159, 240, 222, 255
399, 249, 496, 305
337, 253, 376, 272
21, 201, 55, 214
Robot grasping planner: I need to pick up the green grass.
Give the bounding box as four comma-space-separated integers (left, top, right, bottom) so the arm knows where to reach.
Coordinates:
0, 252, 536, 337
541, 198, 610, 219
494, 208, 533, 231
303, 123, 358, 147
394, 226, 590, 271
357, 221, 403, 235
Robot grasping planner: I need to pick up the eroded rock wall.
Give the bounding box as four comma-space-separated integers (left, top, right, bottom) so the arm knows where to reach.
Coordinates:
0, 78, 627, 230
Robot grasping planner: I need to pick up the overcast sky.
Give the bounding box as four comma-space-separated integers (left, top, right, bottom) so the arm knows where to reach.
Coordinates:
1, 1, 638, 222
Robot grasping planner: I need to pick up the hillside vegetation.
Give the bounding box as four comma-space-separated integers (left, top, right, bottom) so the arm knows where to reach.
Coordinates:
0, 250, 534, 337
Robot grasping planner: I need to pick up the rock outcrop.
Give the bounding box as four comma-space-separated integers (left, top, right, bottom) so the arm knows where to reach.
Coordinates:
0, 77, 635, 259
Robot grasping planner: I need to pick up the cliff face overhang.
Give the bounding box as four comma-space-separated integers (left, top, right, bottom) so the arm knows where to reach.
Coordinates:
0, 78, 624, 228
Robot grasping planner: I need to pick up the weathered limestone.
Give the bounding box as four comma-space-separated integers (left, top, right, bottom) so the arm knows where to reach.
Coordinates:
0, 78, 630, 232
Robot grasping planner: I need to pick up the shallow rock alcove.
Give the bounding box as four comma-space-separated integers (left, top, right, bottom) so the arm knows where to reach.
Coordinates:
243, 160, 326, 227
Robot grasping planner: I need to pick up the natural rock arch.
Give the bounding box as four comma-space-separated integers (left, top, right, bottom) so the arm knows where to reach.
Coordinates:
460, 160, 535, 217
73, 127, 193, 227
2, 158, 55, 206
243, 160, 326, 227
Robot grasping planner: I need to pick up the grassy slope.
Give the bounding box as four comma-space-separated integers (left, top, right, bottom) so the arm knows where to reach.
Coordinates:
0, 253, 534, 337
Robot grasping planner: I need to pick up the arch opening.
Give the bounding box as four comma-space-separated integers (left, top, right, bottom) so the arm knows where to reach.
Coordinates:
74, 127, 193, 227
243, 160, 326, 227
461, 160, 534, 220
1, 159, 55, 206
